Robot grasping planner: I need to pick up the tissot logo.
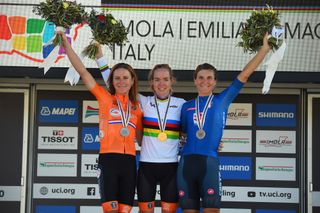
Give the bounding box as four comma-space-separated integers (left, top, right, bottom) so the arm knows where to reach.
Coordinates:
0, 190, 4, 197
53, 130, 64, 136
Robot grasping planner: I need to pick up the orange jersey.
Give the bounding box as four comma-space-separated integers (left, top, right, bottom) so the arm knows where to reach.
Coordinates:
90, 83, 143, 156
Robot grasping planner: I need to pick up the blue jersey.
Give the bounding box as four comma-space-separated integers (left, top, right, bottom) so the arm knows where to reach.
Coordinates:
180, 79, 244, 158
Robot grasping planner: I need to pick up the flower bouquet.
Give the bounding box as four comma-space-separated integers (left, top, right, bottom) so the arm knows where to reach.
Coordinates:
238, 5, 283, 53
33, 0, 87, 46
238, 5, 287, 95
82, 9, 128, 59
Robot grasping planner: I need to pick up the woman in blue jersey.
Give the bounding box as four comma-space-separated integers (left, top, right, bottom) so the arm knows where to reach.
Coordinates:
95, 50, 185, 213
177, 33, 271, 213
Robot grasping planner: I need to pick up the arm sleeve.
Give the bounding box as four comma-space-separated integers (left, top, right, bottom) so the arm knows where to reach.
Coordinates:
90, 83, 111, 103
96, 57, 111, 86
219, 78, 244, 107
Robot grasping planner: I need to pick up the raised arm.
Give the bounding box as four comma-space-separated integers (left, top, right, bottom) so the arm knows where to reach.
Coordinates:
237, 33, 271, 83
59, 32, 96, 90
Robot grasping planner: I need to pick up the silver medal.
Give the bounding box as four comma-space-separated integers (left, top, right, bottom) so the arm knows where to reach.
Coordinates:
196, 129, 206, 140
120, 127, 130, 137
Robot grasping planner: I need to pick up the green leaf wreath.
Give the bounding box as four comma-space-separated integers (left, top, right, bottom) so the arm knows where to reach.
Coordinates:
33, 0, 87, 46
82, 9, 129, 59
238, 5, 283, 53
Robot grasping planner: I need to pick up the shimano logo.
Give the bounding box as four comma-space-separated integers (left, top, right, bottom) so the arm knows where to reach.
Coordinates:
258, 112, 294, 118
220, 165, 250, 171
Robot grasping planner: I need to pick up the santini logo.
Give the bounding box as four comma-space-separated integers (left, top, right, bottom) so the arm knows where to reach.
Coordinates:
258, 112, 294, 118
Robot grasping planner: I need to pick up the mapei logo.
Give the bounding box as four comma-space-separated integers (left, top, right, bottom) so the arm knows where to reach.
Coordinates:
82, 127, 100, 150
83, 134, 100, 144
0, 14, 83, 64
38, 100, 78, 123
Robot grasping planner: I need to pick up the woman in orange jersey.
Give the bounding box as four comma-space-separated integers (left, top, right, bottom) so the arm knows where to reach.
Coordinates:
59, 32, 143, 213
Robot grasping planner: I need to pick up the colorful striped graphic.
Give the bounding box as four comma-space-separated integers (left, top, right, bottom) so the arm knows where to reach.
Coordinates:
0, 14, 84, 63
143, 116, 180, 139
85, 105, 99, 118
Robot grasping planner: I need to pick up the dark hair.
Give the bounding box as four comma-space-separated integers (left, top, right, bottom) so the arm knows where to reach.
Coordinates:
148, 64, 176, 93
107, 63, 138, 103
194, 63, 218, 80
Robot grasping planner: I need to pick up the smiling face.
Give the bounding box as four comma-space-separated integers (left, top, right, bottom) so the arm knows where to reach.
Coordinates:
194, 69, 217, 96
112, 68, 134, 95
151, 68, 173, 99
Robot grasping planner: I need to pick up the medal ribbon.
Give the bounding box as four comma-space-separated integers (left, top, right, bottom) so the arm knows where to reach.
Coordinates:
154, 95, 171, 133
195, 94, 214, 131
116, 97, 130, 128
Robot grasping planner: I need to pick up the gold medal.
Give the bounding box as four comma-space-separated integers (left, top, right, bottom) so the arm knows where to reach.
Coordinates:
158, 132, 167, 142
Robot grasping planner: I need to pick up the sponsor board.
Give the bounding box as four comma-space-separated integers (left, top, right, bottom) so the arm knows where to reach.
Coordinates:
38, 126, 78, 150
256, 130, 296, 154
83, 101, 99, 123
219, 157, 252, 180
256, 157, 296, 181
256, 210, 295, 213
37, 154, 77, 177
0, 186, 21, 201
36, 205, 76, 213
256, 104, 296, 127
221, 130, 252, 153
82, 127, 100, 150
38, 100, 78, 123
222, 186, 299, 203
81, 154, 99, 177
226, 103, 252, 126
33, 184, 100, 199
